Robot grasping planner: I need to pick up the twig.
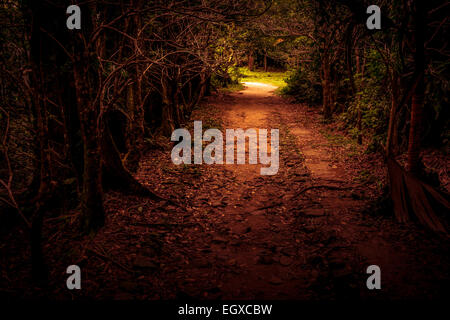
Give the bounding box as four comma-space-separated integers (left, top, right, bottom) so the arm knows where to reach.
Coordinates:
86, 247, 135, 274
131, 222, 197, 229
255, 203, 282, 211
293, 185, 358, 198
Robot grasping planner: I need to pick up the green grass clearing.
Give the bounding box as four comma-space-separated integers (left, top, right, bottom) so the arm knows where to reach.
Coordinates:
234, 67, 291, 90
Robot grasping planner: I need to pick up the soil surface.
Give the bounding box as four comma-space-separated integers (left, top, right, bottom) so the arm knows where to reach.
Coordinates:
2, 82, 449, 300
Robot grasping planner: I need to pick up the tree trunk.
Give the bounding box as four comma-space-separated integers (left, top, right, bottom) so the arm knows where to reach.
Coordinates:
131, 3, 145, 146
407, 78, 424, 173
160, 76, 176, 136
386, 71, 399, 156
126, 84, 134, 152
264, 51, 268, 72
248, 50, 254, 71
102, 124, 161, 199
30, 182, 51, 285
321, 54, 332, 120
355, 46, 363, 144
133, 69, 145, 143
74, 57, 105, 233
24, 0, 53, 284
406, 2, 425, 173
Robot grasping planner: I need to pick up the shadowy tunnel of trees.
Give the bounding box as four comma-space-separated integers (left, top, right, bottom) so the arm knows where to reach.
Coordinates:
0, 0, 449, 285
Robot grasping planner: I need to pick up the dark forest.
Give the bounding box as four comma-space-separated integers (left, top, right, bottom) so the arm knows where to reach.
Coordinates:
0, 0, 449, 306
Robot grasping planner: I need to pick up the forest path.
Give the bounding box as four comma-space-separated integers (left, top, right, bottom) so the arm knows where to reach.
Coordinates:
135, 82, 447, 299
74, 82, 449, 300
197, 82, 373, 299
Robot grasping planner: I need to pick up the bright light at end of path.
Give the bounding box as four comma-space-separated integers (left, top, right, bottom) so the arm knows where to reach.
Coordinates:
241, 82, 278, 89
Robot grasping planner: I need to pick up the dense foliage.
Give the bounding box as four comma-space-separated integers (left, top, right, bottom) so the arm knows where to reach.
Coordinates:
234, 0, 449, 158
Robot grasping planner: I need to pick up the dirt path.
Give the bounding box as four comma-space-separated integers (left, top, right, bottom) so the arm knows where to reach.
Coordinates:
33, 82, 448, 300
131, 82, 449, 299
